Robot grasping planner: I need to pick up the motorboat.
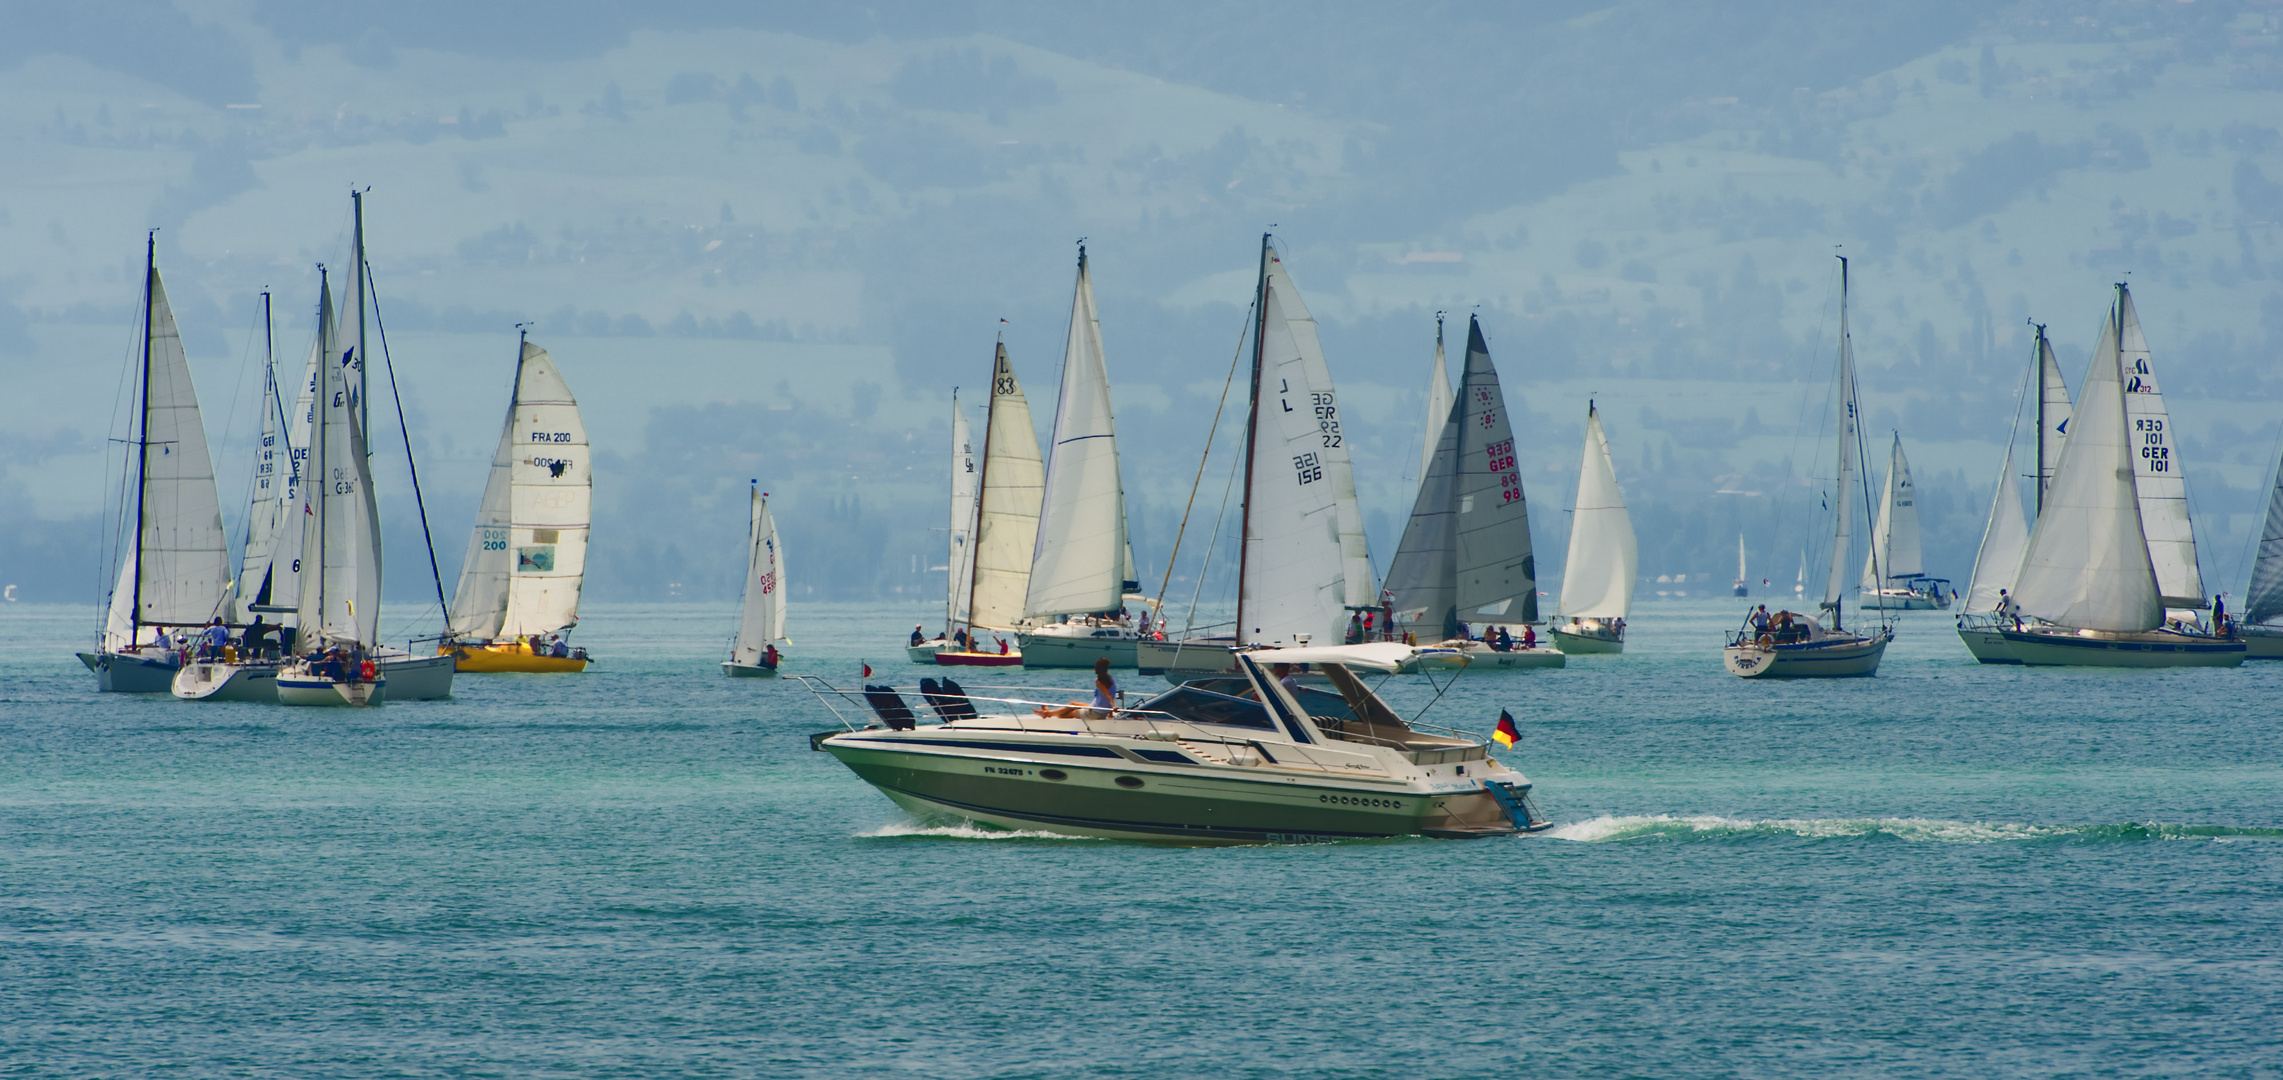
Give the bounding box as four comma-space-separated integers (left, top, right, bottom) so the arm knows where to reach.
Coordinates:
804, 642, 1551, 844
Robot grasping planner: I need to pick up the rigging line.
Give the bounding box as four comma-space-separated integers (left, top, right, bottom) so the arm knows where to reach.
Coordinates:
1180, 411, 1250, 640
2228, 410, 2283, 595
1152, 296, 1257, 623
363, 258, 452, 630
1775, 266, 1840, 596
97, 285, 146, 634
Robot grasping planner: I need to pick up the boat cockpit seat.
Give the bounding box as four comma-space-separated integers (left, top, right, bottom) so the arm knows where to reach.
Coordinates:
919, 677, 978, 722
863, 685, 918, 730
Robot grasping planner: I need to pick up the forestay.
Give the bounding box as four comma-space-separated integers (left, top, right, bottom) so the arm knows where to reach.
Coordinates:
1239, 252, 1374, 645
2115, 286, 2205, 609
2010, 311, 2161, 632
1452, 317, 1536, 624
731, 488, 787, 664
1961, 445, 2029, 614
968, 343, 1043, 631
448, 340, 590, 640
1025, 246, 1129, 619
1560, 402, 1636, 620
1862, 434, 1924, 587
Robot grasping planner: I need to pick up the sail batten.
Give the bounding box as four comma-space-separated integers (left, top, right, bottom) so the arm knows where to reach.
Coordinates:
1558, 403, 1636, 620
1025, 247, 1129, 619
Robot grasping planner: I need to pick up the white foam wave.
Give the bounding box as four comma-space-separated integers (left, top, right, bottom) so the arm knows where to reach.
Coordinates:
1548, 814, 2080, 844
858, 820, 1097, 841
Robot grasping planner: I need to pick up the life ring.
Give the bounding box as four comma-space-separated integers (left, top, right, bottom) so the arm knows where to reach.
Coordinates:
1756, 634, 1774, 649
360, 660, 378, 681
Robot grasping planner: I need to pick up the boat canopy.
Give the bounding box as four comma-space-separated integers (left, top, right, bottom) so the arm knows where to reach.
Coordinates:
1240, 641, 1426, 673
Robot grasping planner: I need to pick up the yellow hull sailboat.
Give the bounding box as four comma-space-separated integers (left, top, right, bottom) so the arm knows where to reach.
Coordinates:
440, 330, 596, 673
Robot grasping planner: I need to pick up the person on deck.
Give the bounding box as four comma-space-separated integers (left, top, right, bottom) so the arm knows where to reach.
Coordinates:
1037, 658, 1118, 719
199, 618, 228, 660
1522, 625, 1537, 650
1345, 613, 1364, 645
762, 643, 780, 668
1488, 627, 1510, 652
2213, 593, 2230, 637
910, 625, 925, 647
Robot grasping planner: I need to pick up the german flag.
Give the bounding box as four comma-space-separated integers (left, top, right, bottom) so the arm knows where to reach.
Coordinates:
1492, 710, 1520, 747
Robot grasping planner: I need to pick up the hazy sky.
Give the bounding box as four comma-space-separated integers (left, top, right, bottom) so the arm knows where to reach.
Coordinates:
6, 1, 2283, 629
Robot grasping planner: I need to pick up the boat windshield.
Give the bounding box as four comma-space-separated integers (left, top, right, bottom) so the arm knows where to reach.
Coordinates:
1147, 678, 1368, 727
1129, 684, 1280, 732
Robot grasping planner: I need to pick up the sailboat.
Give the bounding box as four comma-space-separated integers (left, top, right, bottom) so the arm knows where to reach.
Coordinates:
1858, 435, 1952, 609
723, 484, 788, 676
78, 235, 232, 692
1724, 256, 1892, 678
1018, 244, 1149, 667
1733, 534, 1748, 596
1385, 315, 1562, 670
274, 267, 388, 706
1551, 402, 1636, 653
2239, 430, 2283, 658
910, 392, 979, 662
442, 330, 594, 672
935, 339, 1043, 666
1954, 324, 2049, 659
1136, 236, 1379, 678
1959, 285, 2242, 666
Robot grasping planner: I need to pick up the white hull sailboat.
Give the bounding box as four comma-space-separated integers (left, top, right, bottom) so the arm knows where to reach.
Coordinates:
1383, 315, 1562, 670
1137, 236, 1381, 679
1552, 401, 1636, 654
80, 235, 232, 692
724, 484, 788, 676
443, 330, 594, 673
1858, 434, 1951, 610
931, 339, 1043, 668
1018, 245, 1148, 667
1725, 257, 1892, 678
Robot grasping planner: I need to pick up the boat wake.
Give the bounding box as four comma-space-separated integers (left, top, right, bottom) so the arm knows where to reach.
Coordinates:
859, 820, 1100, 842
1548, 814, 2283, 845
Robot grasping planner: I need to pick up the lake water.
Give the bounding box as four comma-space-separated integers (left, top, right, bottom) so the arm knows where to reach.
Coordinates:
4, 599, 2278, 1078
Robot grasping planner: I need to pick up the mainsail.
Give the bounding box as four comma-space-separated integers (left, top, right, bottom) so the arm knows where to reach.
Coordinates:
731, 487, 787, 664
1822, 261, 1864, 622
1961, 445, 2030, 614
2115, 285, 2205, 609
228, 306, 289, 625
946, 393, 978, 628
966, 342, 1044, 631
1558, 401, 1636, 620
1386, 388, 1459, 638
2247, 437, 2283, 626
1419, 315, 1452, 481
2010, 306, 2161, 632
2034, 323, 2071, 513
448, 337, 591, 641
104, 243, 230, 650
1861, 434, 1924, 588
1451, 317, 1536, 624
1237, 244, 1375, 644
294, 273, 384, 648
1025, 245, 1129, 619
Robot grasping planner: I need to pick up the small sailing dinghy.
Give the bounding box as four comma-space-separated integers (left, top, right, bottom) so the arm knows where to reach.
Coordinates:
1724, 257, 1892, 678
1137, 236, 1381, 679
932, 339, 1042, 667
442, 330, 594, 673
79, 235, 232, 692
1858, 434, 1952, 609
1384, 315, 1563, 670
1551, 402, 1636, 654
1959, 285, 2241, 667
724, 484, 788, 676
1018, 245, 1151, 668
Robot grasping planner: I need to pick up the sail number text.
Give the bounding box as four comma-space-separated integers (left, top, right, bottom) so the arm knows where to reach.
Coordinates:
2135, 418, 2170, 473
530, 431, 575, 443
1312, 393, 1342, 448
1293, 452, 1324, 485
1486, 438, 1522, 503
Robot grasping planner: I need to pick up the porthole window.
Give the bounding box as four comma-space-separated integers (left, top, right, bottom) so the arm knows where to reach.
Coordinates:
1040, 769, 1068, 782
1114, 775, 1144, 789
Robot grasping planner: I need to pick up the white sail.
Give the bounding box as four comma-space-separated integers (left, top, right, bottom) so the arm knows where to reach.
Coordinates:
1737, 533, 1746, 584
229, 325, 289, 625
2035, 324, 2071, 513
2115, 286, 2204, 609
1025, 246, 1128, 619
1385, 393, 1459, 638
258, 331, 324, 621
731, 488, 786, 663
1420, 317, 1451, 481
1239, 249, 1374, 645
947, 393, 978, 628
1861, 434, 1924, 587
296, 279, 384, 648
1559, 402, 1635, 619
2247, 436, 2283, 626
1962, 445, 2030, 614
2011, 307, 2160, 632
1822, 262, 1862, 617
448, 339, 590, 640
1451, 316, 1536, 624
967, 342, 1044, 630
104, 257, 230, 650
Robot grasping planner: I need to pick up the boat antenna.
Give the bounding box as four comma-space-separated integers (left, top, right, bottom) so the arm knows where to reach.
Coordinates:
364, 253, 453, 634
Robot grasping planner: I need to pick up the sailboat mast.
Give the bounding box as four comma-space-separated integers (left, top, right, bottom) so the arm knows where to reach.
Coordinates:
311, 266, 331, 632
2032, 322, 2048, 517
351, 189, 369, 440
964, 338, 1001, 641
946, 389, 960, 633
129, 231, 156, 640
1235, 233, 1271, 640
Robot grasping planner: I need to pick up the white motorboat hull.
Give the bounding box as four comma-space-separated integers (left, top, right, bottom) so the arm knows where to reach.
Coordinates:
1724, 634, 1888, 678
78, 650, 182, 693
1985, 628, 2245, 668
377, 653, 456, 699
277, 675, 386, 707
1014, 627, 1142, 668
171, 662, 279, 702
723, 661, 779, 677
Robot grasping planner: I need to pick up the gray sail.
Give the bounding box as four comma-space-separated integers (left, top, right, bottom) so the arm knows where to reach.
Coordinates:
2248, 444, 2283, 625
1385, 392, 1461, 639
1451, 317, 1536, 624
